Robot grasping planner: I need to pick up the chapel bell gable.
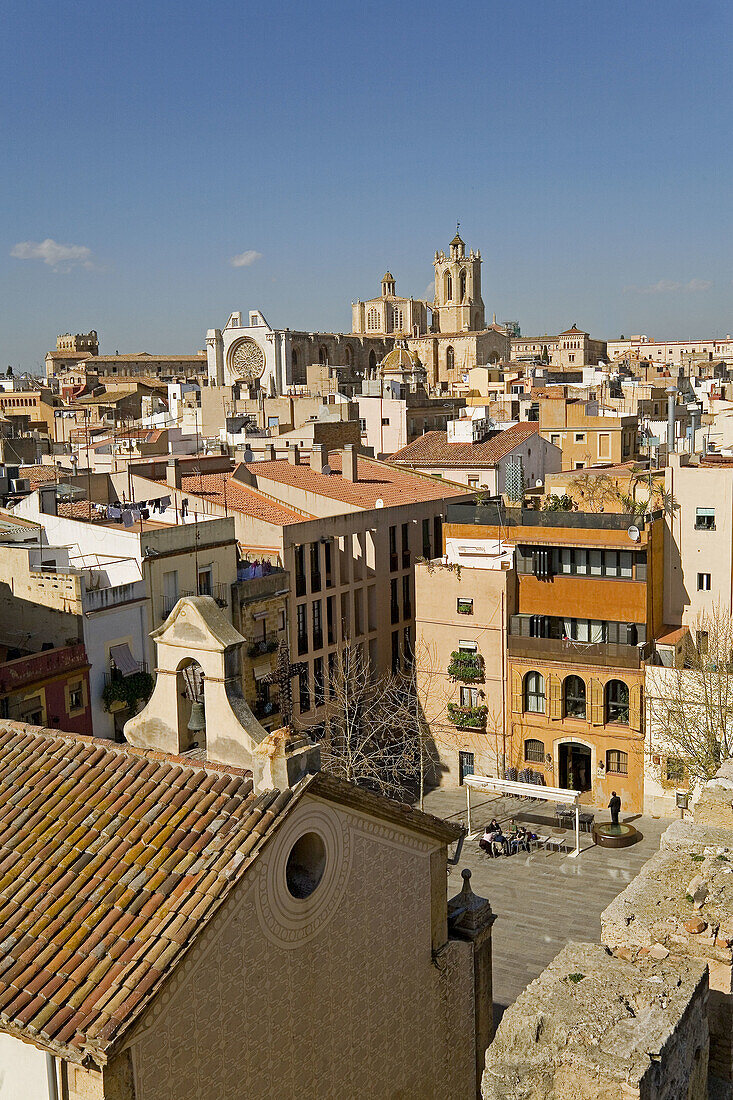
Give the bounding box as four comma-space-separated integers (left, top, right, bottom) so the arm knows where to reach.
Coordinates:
124, 595, 270, 770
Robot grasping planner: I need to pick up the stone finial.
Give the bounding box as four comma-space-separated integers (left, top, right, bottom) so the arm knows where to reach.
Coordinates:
448, 868, 494, 933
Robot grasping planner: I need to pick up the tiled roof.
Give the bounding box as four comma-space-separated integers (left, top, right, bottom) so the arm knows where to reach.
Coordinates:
19, 465, 58, 488
389, 422, 540, 467
246, 452, 466, 508
0, 724, 294, 1064
558, 325, 589, 336
179, 473, 309, 526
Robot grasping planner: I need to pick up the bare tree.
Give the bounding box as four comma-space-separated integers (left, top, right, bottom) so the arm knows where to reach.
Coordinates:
564, 471, 618, 513
321, 644, 423, 802
647, 605, 733, 787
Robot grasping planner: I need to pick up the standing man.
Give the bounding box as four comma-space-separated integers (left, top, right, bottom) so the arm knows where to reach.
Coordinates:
609, 790, 621, 827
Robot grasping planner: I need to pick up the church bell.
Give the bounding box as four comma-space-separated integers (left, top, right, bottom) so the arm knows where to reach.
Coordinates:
187, 700, 206, 734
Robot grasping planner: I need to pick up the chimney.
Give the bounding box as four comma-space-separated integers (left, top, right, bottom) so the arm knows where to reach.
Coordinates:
288, 442, 300, 466
166, 457, 183, 490
310, 443, 326, 474
666, 387, 676, 454
342, 444, 357, 481
263, 443, 275, 461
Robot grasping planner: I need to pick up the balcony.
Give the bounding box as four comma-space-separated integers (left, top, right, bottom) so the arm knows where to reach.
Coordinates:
447, 702, 487, 730
446, 501, 659, 532
507, 635, 649, 669
402, 549, 411, 569
447, 651, 485, 683
247, 634, 279, 659
253, 698, 279, 721
0, 643, 88, 695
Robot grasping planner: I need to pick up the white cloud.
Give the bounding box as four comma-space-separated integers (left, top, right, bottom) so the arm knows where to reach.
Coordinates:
230, 250, 263, 268
623, 278, 713, 295
10, 238, 95, 272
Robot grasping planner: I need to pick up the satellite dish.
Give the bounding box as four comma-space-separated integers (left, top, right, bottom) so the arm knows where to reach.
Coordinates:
627, 525, 640, 542
375, 498, 384, 508
243, 447, 254, 463
322, 464, 332, 476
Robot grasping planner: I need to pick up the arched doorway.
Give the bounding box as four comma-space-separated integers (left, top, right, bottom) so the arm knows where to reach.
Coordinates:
368, 349, 377, 375
558, 740, 591, 793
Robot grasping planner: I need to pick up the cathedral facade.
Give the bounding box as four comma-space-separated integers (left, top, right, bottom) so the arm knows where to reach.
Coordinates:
206, 232, 510, 395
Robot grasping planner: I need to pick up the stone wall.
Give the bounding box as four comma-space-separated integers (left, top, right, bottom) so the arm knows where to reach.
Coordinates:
482, 943, 708, 1100
601, 821, 733, 1081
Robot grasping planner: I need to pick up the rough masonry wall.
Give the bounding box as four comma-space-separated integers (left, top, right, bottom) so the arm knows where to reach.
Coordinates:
482, 943, 708, 1100
601, 822, 733, 1081
130, 798, 476, 1100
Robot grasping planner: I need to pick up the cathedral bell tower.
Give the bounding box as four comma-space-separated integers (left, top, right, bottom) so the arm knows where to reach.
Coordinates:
433, 228, 485, 334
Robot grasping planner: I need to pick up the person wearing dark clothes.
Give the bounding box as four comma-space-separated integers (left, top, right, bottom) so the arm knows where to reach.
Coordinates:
609, 791, 621, 826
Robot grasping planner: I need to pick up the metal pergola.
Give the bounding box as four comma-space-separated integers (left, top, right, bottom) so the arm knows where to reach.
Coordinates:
464, 774, 583, 858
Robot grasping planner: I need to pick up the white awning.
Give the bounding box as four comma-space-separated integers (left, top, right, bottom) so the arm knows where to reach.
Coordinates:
109, 643, 139, 677
464, 774, 584, 858
465, 774, 581, 805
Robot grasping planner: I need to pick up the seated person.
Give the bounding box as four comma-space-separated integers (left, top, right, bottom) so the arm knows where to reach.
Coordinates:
490, 827, 510, 856
509, 826, 531, 853
479, 823, 499, 854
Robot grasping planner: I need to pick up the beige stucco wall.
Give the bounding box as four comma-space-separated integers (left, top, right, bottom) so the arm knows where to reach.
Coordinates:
414, 561, 512, 784
0, 1033, 50, 1098
127, 795, 476, 1100
665, 456, 733, 628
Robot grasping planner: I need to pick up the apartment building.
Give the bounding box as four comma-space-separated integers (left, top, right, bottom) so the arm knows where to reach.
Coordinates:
441, 500, 664, 811
538, 396, 639, 468
608, 335, 733, 368
664, 452, 733, 629
389, 421, 560, 493
12, 489, 239, 739
414, 536, 514, 784
126, 444, 471, 733
511, 325, 607, 367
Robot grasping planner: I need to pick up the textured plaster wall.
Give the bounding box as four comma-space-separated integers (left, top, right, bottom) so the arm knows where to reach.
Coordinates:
130, 797, 475, 1100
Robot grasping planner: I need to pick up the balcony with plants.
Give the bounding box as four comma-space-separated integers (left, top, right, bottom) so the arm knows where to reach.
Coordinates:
101, 670, 154, 715
447, 651, 485, 684
447, 702, 488, 730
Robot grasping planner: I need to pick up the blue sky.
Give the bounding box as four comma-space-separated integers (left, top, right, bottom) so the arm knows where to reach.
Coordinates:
2, 0, 731, 370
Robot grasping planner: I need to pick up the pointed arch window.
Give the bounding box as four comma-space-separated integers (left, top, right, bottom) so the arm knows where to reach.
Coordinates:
446, 346, 455, 372
445, 272, 453, 301
459, 269, 467, 301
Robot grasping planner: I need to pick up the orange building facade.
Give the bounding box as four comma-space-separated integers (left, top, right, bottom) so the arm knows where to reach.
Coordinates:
443, 502, 664, 812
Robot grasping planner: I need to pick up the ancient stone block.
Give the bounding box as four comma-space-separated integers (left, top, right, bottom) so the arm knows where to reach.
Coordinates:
481, 943, 708, 1100
601, 824, 733, 1081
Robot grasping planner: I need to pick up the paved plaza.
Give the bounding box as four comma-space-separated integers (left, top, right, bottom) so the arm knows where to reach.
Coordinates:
422, 787, 668, 1025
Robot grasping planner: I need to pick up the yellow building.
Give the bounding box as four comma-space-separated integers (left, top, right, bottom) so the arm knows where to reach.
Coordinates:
441, 499, 664, 812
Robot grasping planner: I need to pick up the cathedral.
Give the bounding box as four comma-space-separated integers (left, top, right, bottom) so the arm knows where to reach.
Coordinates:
205, 232, 510, 395
352, 231, 509, 390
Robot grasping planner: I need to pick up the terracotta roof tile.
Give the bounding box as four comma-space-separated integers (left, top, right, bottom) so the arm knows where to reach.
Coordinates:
0, 723, 294, 1064
389, 422, 540, 467
178, 472, 309, 526
243, 451, 467, 510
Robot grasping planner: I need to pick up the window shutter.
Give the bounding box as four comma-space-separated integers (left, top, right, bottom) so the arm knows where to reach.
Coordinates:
511, 668, 523, 714
549, 674, 562, 720
590, 679, 604, 725
629, 684, 642, 733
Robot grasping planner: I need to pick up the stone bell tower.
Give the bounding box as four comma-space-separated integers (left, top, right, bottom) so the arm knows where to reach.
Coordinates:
433, 228, 485, 334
